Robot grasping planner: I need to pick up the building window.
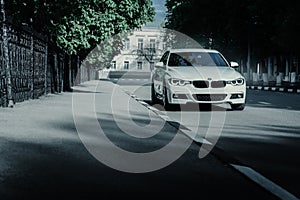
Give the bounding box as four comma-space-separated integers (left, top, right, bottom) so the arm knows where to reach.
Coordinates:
138, 38, 143, 50
137, 62, 143, 70
125, 39, 130, 50
124, 61, 129, 70
150, 39, 156, 50
111, 61, 116, 69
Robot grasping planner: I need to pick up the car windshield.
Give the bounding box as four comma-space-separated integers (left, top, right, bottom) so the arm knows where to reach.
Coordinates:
168, 52, 228, 67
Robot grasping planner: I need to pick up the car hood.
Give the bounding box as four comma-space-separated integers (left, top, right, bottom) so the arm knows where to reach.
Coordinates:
167, 66, 243, 80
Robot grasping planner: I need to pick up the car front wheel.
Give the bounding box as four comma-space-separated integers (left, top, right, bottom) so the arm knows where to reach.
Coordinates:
151, 83, 159, 104
162, 86, 177, 111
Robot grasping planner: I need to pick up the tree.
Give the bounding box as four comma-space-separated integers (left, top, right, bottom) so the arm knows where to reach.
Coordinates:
6, 0, 155, 57
165, 0, 300, 72
4, 0, 155, 92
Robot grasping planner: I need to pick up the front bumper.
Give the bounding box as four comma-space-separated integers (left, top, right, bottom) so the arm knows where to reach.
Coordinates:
167, 83, 246, 105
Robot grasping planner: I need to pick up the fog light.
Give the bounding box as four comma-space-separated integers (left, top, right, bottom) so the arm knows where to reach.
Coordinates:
230, 94, 244, 99
173, 94, 188, 99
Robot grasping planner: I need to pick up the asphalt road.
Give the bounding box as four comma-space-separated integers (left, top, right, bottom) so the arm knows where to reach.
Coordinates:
0, 78, 298, 199
118, 78, 300, 199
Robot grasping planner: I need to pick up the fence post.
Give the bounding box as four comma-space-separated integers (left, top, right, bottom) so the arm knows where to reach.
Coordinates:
29, 20, 34, 99
44, 43, 48, 95
1, 0, 13, 107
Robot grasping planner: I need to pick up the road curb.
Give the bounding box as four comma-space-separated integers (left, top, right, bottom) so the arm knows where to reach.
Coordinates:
247, 85, 299, 94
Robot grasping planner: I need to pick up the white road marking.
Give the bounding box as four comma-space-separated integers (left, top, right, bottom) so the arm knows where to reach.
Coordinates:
231, 164, 299, 200
147, 106, 212, 145
251, 86, 255, 89
126, 91, 211, 146
159, 114, 170, 121
139, 101, 148, 105
181, 130, 212, 145
258, 101, 271, 105
246, 86, 250, 89
258, 86, 263, 90
147, 106, 160, 112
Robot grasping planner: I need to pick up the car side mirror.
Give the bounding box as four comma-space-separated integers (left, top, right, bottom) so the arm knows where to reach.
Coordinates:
155, 61, 165, 69
230, 61, 239, 68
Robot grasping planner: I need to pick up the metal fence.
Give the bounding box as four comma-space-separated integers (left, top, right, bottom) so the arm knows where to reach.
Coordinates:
0, 21, 97, 107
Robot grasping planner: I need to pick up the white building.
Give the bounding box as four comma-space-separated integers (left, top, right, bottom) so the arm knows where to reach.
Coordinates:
111, 27, 165, 72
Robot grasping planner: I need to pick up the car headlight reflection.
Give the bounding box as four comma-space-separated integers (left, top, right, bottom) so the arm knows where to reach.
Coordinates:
168, 78, 191, 86
227, 78, 245, 86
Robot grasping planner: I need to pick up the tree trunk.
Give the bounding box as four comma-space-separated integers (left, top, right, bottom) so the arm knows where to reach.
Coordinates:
63, 54, 72, 91
54, 52, 59, 93
87, 66, 90, 81
1, 0, 13, 107
76, 56, 81, 85
68, 54, 72, 90
246, 42, 251, 82
60, 54, 64, 92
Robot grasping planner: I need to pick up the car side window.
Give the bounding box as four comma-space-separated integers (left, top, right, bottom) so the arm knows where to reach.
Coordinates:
168, 53, 193, 66
160, 51, 169, 65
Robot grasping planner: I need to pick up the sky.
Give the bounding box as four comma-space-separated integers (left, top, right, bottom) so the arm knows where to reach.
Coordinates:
145, 0, 167, 27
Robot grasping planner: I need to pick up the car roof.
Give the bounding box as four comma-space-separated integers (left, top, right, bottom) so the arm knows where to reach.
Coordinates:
168, 48, 219, 54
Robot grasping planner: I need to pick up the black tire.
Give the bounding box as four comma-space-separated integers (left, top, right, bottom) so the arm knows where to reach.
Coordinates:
151, 83, 159, 104
162, 85, 175, 111
231, 103, 245, 111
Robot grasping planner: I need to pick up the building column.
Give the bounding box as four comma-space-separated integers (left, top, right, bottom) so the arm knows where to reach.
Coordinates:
285, 58, 289, 82
267, 57, 272, 80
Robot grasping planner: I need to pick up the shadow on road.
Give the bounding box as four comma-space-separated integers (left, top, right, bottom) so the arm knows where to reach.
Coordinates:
143, 100, 229, 112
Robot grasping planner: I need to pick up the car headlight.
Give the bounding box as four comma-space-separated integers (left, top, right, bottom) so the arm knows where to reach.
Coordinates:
227, 78, 245, 86
168, 78, 191, 86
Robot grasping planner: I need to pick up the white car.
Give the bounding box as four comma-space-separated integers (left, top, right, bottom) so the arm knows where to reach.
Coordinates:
151, 48, 246, 110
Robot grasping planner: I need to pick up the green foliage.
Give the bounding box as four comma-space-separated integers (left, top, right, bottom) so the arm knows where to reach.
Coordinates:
6, 0, 155, 62
82, 33, 125, 69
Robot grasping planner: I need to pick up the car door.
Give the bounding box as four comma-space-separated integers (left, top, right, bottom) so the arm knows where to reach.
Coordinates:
153, 51, 169, 96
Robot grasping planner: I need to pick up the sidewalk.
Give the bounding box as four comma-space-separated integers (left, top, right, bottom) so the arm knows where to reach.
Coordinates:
0, 80, 274, 199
